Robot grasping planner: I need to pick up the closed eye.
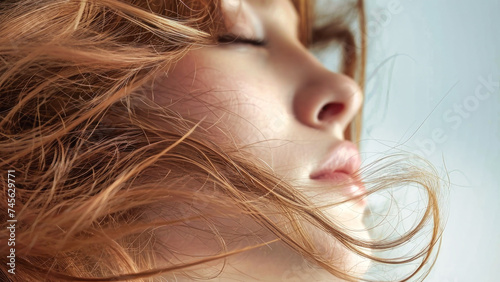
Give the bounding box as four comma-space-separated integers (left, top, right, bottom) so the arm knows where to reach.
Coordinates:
217, 34, 268, 47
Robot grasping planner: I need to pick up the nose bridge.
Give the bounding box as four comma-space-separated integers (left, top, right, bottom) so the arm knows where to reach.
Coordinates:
286, 42, 363, 137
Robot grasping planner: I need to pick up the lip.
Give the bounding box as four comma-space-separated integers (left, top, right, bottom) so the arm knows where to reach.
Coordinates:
309, 141, 366, 205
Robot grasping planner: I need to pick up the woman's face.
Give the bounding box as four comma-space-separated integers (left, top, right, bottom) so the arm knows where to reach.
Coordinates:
150, 0, 369, 279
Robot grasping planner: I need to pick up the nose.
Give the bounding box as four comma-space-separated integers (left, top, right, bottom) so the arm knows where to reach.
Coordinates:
291, 48, 363, 138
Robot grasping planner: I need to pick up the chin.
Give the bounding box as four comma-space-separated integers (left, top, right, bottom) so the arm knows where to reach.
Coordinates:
303, 205, 372, 279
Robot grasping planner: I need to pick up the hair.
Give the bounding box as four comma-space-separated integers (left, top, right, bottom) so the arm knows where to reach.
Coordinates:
0, 0, 444, 281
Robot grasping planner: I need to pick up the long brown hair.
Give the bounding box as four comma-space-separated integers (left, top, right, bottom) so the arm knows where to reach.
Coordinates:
0, 0, 444, 281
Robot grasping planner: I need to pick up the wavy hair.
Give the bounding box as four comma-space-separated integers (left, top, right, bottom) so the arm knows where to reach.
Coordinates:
0, 0, 444, 281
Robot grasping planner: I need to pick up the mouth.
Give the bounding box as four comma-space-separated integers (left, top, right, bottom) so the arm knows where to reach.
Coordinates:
309, 141, 367, 206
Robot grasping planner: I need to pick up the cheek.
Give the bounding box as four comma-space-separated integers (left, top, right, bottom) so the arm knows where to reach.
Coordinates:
152, 53, 288, 146
150, 51, 310, 181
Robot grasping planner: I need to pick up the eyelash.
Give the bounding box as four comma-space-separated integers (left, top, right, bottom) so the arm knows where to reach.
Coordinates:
217, 34, 268, 47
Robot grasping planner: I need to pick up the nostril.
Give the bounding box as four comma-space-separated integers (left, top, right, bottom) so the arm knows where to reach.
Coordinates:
318, 102, 344, 121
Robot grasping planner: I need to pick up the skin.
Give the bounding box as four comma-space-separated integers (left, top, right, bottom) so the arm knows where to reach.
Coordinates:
148, 0, 370, 280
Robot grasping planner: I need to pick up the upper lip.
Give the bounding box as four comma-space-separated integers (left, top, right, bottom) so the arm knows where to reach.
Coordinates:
309, 141, 362, 180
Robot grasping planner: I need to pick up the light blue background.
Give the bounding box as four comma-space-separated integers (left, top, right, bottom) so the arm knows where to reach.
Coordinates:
361, 0, 499, 281
315, 0, 499, 281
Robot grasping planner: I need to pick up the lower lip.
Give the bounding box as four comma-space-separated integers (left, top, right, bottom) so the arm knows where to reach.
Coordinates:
312, 172, 367, 206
